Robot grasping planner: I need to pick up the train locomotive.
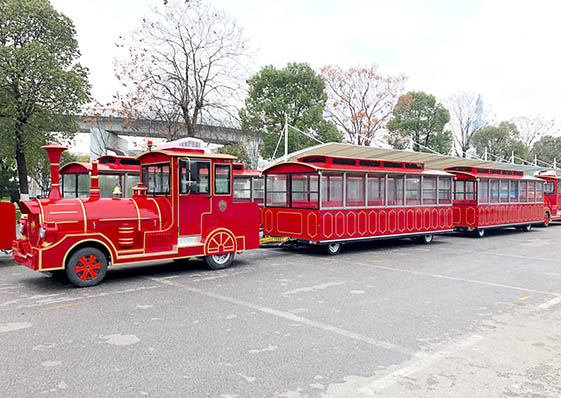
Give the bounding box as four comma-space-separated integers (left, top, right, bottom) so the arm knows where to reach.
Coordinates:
12, 142, 260, 287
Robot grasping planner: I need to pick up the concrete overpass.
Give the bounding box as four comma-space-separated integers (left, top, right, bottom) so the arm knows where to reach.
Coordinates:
75, 115, 261, 158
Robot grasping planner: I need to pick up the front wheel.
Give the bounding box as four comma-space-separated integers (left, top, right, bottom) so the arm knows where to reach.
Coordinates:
204, 252, 235, 270
324, 243, 342, 255
543, 212, 550, 227
65, 247, 108, 288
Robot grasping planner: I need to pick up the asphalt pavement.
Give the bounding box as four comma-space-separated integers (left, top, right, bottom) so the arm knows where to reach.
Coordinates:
1, 226, 561, 397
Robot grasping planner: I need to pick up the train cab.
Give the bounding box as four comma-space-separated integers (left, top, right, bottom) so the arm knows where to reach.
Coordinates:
12, 140, 260, 287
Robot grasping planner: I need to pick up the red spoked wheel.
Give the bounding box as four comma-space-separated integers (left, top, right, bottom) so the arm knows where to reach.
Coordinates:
204, 230, 237, 270
543, 212, 550, 227
66, 247, 108, 288
205, 230, 236, 255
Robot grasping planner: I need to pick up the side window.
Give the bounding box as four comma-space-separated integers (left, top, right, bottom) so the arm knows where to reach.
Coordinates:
558, 181, 561, 194
500, 180, 509, 202
405, 176, 421, 205
455, 180, 465, 200
438, 177, 451, 204
253, 177, 264, 204
387, 175, 404, 206
536, 182, 544, 202
321, 173, 343, 208
179, 160, 210, 194
544, 181, 555, 195
266, 174, 288, 207
423, 176, 437, 205
142, 163, 170, 195
527, 181, 536, 202
519, 181, 527, 202
510, 180, 519, 203
490, 180, 499, 203
214, 163, 231, 195
233, 176, 251, 201
479, 179, 489, 203
367, 174, 385, 206
346, 174, 365, 207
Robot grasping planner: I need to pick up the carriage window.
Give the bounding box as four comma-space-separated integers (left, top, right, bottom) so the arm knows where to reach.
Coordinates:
291, 174, 319, 208
126, 174, 140, 198
406, 176, 421, 205
100, 174, 123, 198
346, 174, 365, 207
544, 182, 555, 195
233, 176, 251, 202
558, 181, 561, 194
500, 180, 509, 202
266, 174, 288, 207
519, 181, 527, 202
214, 164, 231, 195
455, 180, 475, 201
253, 177, 264, 204
367, 174, 385, 206
321, 173, 343, 208
510, 180, 519, 203
438, 177, 451, 204
423, 176, 437, 205
63, 174, 77, 198
387, 175, 404, 206
536, 182, 544, 202
527, 181, 536, 202
490, 180, 499, 203
179, 160, 210, 194
479, 179, 489, 204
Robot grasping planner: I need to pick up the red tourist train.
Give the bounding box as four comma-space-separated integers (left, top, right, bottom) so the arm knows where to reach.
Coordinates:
262, 155, 455, 254
60, 155, 140, 198
446, 166, 547, 237
535, 170, 561, 224
12, 142, 260, 287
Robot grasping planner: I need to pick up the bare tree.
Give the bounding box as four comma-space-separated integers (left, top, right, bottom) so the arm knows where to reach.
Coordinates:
512, 115, 556, 147
446, 91, 489, 157
113, 0, 252, 137
321, 65, 407, 146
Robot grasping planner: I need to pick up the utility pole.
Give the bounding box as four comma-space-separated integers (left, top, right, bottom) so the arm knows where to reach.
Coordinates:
284, 113, 288, 162
484, 147, 488, 161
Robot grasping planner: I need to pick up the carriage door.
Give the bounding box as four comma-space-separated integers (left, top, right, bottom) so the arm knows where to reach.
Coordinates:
178, 159, 212, 237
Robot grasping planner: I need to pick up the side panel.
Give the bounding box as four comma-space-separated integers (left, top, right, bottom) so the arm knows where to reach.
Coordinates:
452, 203, 546, 228
262, 206, 452, 242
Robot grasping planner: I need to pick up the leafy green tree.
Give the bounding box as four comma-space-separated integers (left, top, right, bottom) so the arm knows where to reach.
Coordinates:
387, 91, 452, 154
0, 156, 18, 200
240, 63, 343, 159
471, 121, 528, 162
528, 136, 561, 166
218, 142, 251, 168
29, 150, 77, 197
0, 0, 91, 195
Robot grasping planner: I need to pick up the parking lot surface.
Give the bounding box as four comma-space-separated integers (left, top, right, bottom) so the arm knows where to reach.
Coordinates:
1, 226, 561, 397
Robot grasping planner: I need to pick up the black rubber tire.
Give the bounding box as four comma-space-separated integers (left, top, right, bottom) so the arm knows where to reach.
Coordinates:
475, 229, 485, 238
324, 243, 342, 255
65, 247, 108, 288
420, 234, 434, 244
204, 252, 235, 270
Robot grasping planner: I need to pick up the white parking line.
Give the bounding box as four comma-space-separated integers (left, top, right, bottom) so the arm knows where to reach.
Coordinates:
538, 296, 561, 309
357, 263, 560, 297
146, 276, 414, 356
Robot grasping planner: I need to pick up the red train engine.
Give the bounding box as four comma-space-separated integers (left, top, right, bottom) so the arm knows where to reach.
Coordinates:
12, 142, 260, 287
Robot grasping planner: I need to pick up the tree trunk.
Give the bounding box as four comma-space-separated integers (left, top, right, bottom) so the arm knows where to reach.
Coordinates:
14, 126, 29, 195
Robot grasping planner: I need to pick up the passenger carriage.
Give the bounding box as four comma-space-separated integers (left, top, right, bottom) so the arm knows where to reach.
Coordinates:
12, 141, 260, 287
60, 155, 140, 198
535, 170, 561, 224
262, 155, 455, 254
445, 166, 547, 237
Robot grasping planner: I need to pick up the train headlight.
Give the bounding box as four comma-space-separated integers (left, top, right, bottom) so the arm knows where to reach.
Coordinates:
39, 227, 46, 240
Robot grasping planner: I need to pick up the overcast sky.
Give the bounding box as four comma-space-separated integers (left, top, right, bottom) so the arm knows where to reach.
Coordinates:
51, 0, 561, 125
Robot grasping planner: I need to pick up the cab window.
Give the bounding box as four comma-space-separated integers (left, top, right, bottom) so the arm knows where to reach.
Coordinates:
214, 164, 231, 195
142, 163, 170, 195
179, 159, 210, 194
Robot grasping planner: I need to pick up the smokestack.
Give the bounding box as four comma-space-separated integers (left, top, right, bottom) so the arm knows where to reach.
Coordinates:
41, 143, 67, 200
89, 160, 100, 200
